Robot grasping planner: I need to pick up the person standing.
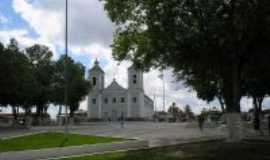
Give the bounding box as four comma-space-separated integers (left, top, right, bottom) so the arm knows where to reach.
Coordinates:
198, 115, 205, 131
120, 111, 124, 129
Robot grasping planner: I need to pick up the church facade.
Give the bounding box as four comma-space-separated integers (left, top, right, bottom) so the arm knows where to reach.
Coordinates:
87, 60, 154, 120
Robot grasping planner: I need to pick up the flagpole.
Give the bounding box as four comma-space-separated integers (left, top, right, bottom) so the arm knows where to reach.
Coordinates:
64, 0, 69, 135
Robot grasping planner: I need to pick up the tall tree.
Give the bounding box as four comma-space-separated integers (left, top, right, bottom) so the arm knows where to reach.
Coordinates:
0, 42, 8, 107
1, 39, 38, 123
243, 54, 270, 131
52, 55, 91, 118
103, 0, 270, 141
184, 104, 195, 120
102, 0, 270, 141
168, 102, 182, 121
25, 44, 54, 124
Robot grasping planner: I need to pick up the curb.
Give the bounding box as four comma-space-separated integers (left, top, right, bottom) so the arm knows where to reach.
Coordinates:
1, 131, 46, 140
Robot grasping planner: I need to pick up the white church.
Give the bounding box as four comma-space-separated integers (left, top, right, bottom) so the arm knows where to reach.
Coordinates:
87, 60, 154, 120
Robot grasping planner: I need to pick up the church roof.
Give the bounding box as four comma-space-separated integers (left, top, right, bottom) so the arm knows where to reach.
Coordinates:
144, 95, 154, 103
104, 79, 126, 91
89, 59, 104, 73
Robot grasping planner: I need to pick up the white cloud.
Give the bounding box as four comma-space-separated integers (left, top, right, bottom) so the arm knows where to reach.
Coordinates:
12, 0, 113, 48
0, 29, 28, 44
0, 29, 59, 59
13, 0, 64, 46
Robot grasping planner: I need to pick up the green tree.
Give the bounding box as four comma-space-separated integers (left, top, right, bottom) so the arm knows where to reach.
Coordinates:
185, 74, 225, 113
243, 56, 270, 131
52, 55, 91, 118
1, 39, 38, 123
102, 0, 270, 141
168, 102, 182, 121
25, 44, 54, 124
0, 42, 8, 107
184, 104, 195, 120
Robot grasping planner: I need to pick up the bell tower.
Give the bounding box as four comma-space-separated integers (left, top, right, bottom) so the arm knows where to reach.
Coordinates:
127, 65, 144, 118
128, 65, 143, 90
88, 59, 104, 119
88, 59, 104, 91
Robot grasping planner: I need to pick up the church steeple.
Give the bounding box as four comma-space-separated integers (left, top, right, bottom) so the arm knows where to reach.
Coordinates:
128, 64, 143, 90
88, 59, 105, 90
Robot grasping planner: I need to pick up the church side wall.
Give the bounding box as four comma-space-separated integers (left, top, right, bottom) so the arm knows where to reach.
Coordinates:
144, 96, 154, 119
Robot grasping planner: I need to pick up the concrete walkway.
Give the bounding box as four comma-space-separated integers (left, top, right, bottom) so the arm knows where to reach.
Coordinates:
0, 122, 229, 160
0, 136, 227, 160
1, 122, 227, 145
0, 140, 148, 160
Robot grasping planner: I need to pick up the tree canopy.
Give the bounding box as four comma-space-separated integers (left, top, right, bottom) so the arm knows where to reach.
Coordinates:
0, 39, 91, 123
52, 55, 91, 117
102, 0, 270, 113
25, 44, 55, 117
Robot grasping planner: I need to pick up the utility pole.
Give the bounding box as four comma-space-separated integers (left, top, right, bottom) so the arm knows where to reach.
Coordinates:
153, 94, 156, 112
64, 0, 69, 135
162, 71, 165, 112
158, 71, 166, 112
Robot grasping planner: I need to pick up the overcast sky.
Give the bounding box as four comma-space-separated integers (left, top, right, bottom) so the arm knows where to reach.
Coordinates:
1, 0, 266, 117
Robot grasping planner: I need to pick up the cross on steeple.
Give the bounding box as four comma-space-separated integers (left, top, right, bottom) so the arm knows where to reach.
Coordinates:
94, 58, 99, 65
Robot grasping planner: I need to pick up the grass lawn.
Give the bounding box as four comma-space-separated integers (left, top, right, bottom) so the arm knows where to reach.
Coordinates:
0, 132, 122, 153
60, 141, 270, 160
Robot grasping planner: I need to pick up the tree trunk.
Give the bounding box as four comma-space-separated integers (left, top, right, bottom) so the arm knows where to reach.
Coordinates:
224, 62, 242, 142
58, 105, 62, 115
253, 97, 260, 130
253, 96, 264, 134
36, 106, 42, 126
24, 107, 32, 128
12, 106, 18, 123
217, 95, 225, 113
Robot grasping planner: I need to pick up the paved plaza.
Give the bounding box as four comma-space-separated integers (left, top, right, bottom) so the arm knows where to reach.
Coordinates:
1, 122, 226, 146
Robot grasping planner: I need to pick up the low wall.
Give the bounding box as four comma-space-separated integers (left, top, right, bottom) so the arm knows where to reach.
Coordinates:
0, 140, 149, 160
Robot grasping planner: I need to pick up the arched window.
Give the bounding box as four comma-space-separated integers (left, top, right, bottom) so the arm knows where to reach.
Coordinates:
132, 97, 137, 103
112, 97, 117, 103
121, 97, 125, 103
104, 98, 108, 104
92, 77, 96, 86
